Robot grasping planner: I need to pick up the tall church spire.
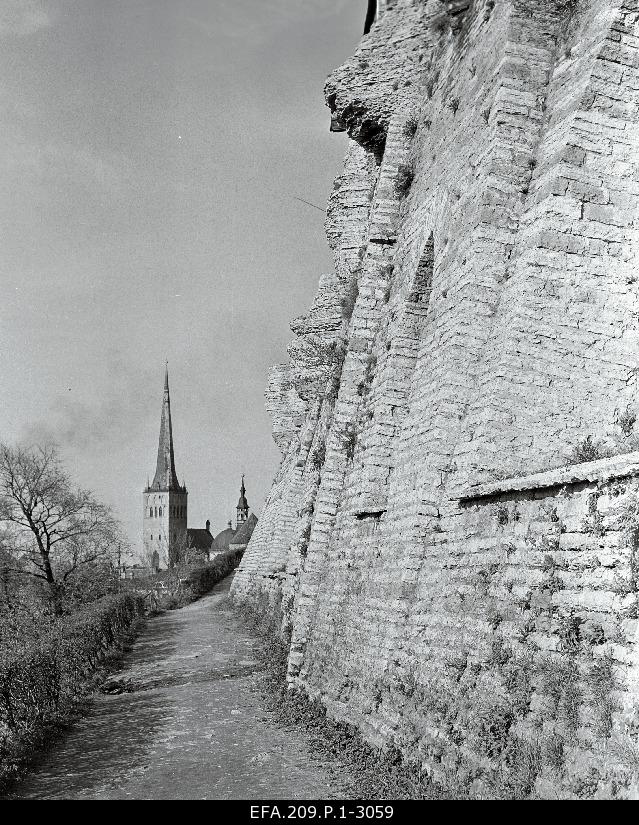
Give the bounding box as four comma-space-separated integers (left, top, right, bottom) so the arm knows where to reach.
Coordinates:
151, 363, 181, 490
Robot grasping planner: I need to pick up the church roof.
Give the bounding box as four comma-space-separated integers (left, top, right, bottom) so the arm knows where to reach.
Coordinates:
230, 512, 258, 549
149, 365, 183, 492
213, 525, 236, 553
187, 528, 214, 552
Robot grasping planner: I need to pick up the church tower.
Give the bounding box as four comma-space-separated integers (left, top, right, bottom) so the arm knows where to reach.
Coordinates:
143, 365, 187, 568
236, 474, 249, 530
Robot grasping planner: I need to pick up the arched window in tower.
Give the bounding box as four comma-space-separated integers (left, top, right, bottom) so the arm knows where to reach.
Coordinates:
159, 507, 162, 517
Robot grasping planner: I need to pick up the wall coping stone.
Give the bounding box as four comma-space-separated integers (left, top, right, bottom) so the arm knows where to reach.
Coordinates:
458, 451, 639, 503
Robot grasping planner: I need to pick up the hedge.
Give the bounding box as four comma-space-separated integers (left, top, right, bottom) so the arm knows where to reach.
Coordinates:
0, 591, 143, 787
182, 548, 243, 600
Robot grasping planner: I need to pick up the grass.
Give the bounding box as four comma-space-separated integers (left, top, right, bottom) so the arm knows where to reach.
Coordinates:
237, 609, 444, 800
587, 651, 618, 739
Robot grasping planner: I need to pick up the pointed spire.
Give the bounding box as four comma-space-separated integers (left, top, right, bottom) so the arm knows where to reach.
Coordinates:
237, 474, 248, 510
236, 474, 249, 529
151, 363, 181, 490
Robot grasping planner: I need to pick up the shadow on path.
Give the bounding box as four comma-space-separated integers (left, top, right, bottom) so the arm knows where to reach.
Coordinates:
7, 574, 342, 800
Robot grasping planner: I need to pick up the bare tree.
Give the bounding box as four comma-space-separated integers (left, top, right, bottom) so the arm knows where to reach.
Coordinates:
0, 443, 121, 614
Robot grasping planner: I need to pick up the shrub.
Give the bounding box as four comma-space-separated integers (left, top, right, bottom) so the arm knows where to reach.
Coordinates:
395, 164, 415, 199
311, 444, 326, 470
569, 435, 604, 464
299, 522, 312, 559
343, 425, 358, 462
182, 549, 243, 600
474, 699, 515, 759
556, 611, 583, 653
0, 592, 143, 789
325, 337, 348, 402
538, 654, 581, 731
402, 117, 419, 140
615, 406, 637, 437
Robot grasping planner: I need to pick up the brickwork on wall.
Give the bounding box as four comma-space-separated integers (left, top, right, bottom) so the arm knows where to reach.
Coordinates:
231, 0, 639, 797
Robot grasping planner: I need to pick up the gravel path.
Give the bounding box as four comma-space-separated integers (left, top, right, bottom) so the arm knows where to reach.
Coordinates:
8, 575, 342, 800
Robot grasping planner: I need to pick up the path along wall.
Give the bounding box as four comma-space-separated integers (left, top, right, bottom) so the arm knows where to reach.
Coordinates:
231, 0, 639, 797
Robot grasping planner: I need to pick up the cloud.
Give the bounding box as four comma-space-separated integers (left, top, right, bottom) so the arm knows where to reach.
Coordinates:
0, 0, 52, 37
21, 363, 148, 453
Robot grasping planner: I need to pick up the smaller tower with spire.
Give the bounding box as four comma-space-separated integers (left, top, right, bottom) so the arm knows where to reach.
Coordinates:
143, 364, 187, 569
236, 474, 249, 530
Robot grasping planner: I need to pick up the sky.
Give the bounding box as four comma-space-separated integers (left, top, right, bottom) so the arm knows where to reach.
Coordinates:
0, 0, 364, 557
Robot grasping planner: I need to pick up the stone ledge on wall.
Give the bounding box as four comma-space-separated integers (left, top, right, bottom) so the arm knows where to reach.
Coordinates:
459, 450, 639, 502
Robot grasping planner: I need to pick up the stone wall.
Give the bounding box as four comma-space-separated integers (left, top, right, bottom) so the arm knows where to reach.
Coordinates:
231, 0, 639, 798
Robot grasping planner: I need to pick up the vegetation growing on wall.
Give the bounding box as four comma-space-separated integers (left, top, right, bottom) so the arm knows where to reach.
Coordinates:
395, 163, 415, 199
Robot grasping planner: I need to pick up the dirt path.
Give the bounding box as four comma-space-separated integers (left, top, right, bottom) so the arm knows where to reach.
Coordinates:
8, 575, 343, 800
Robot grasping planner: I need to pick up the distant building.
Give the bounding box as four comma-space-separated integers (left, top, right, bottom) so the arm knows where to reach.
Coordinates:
209, 478, 258, 556
143, 365, 188, 569
186, 520, 214, 560
212, 521, 236, 555
230, 512, 258, 552
142, 366, 257, 569
120, 564, 149, 581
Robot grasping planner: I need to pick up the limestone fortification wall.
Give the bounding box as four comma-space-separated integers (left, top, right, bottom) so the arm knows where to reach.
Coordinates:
231, 0, 639, 797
